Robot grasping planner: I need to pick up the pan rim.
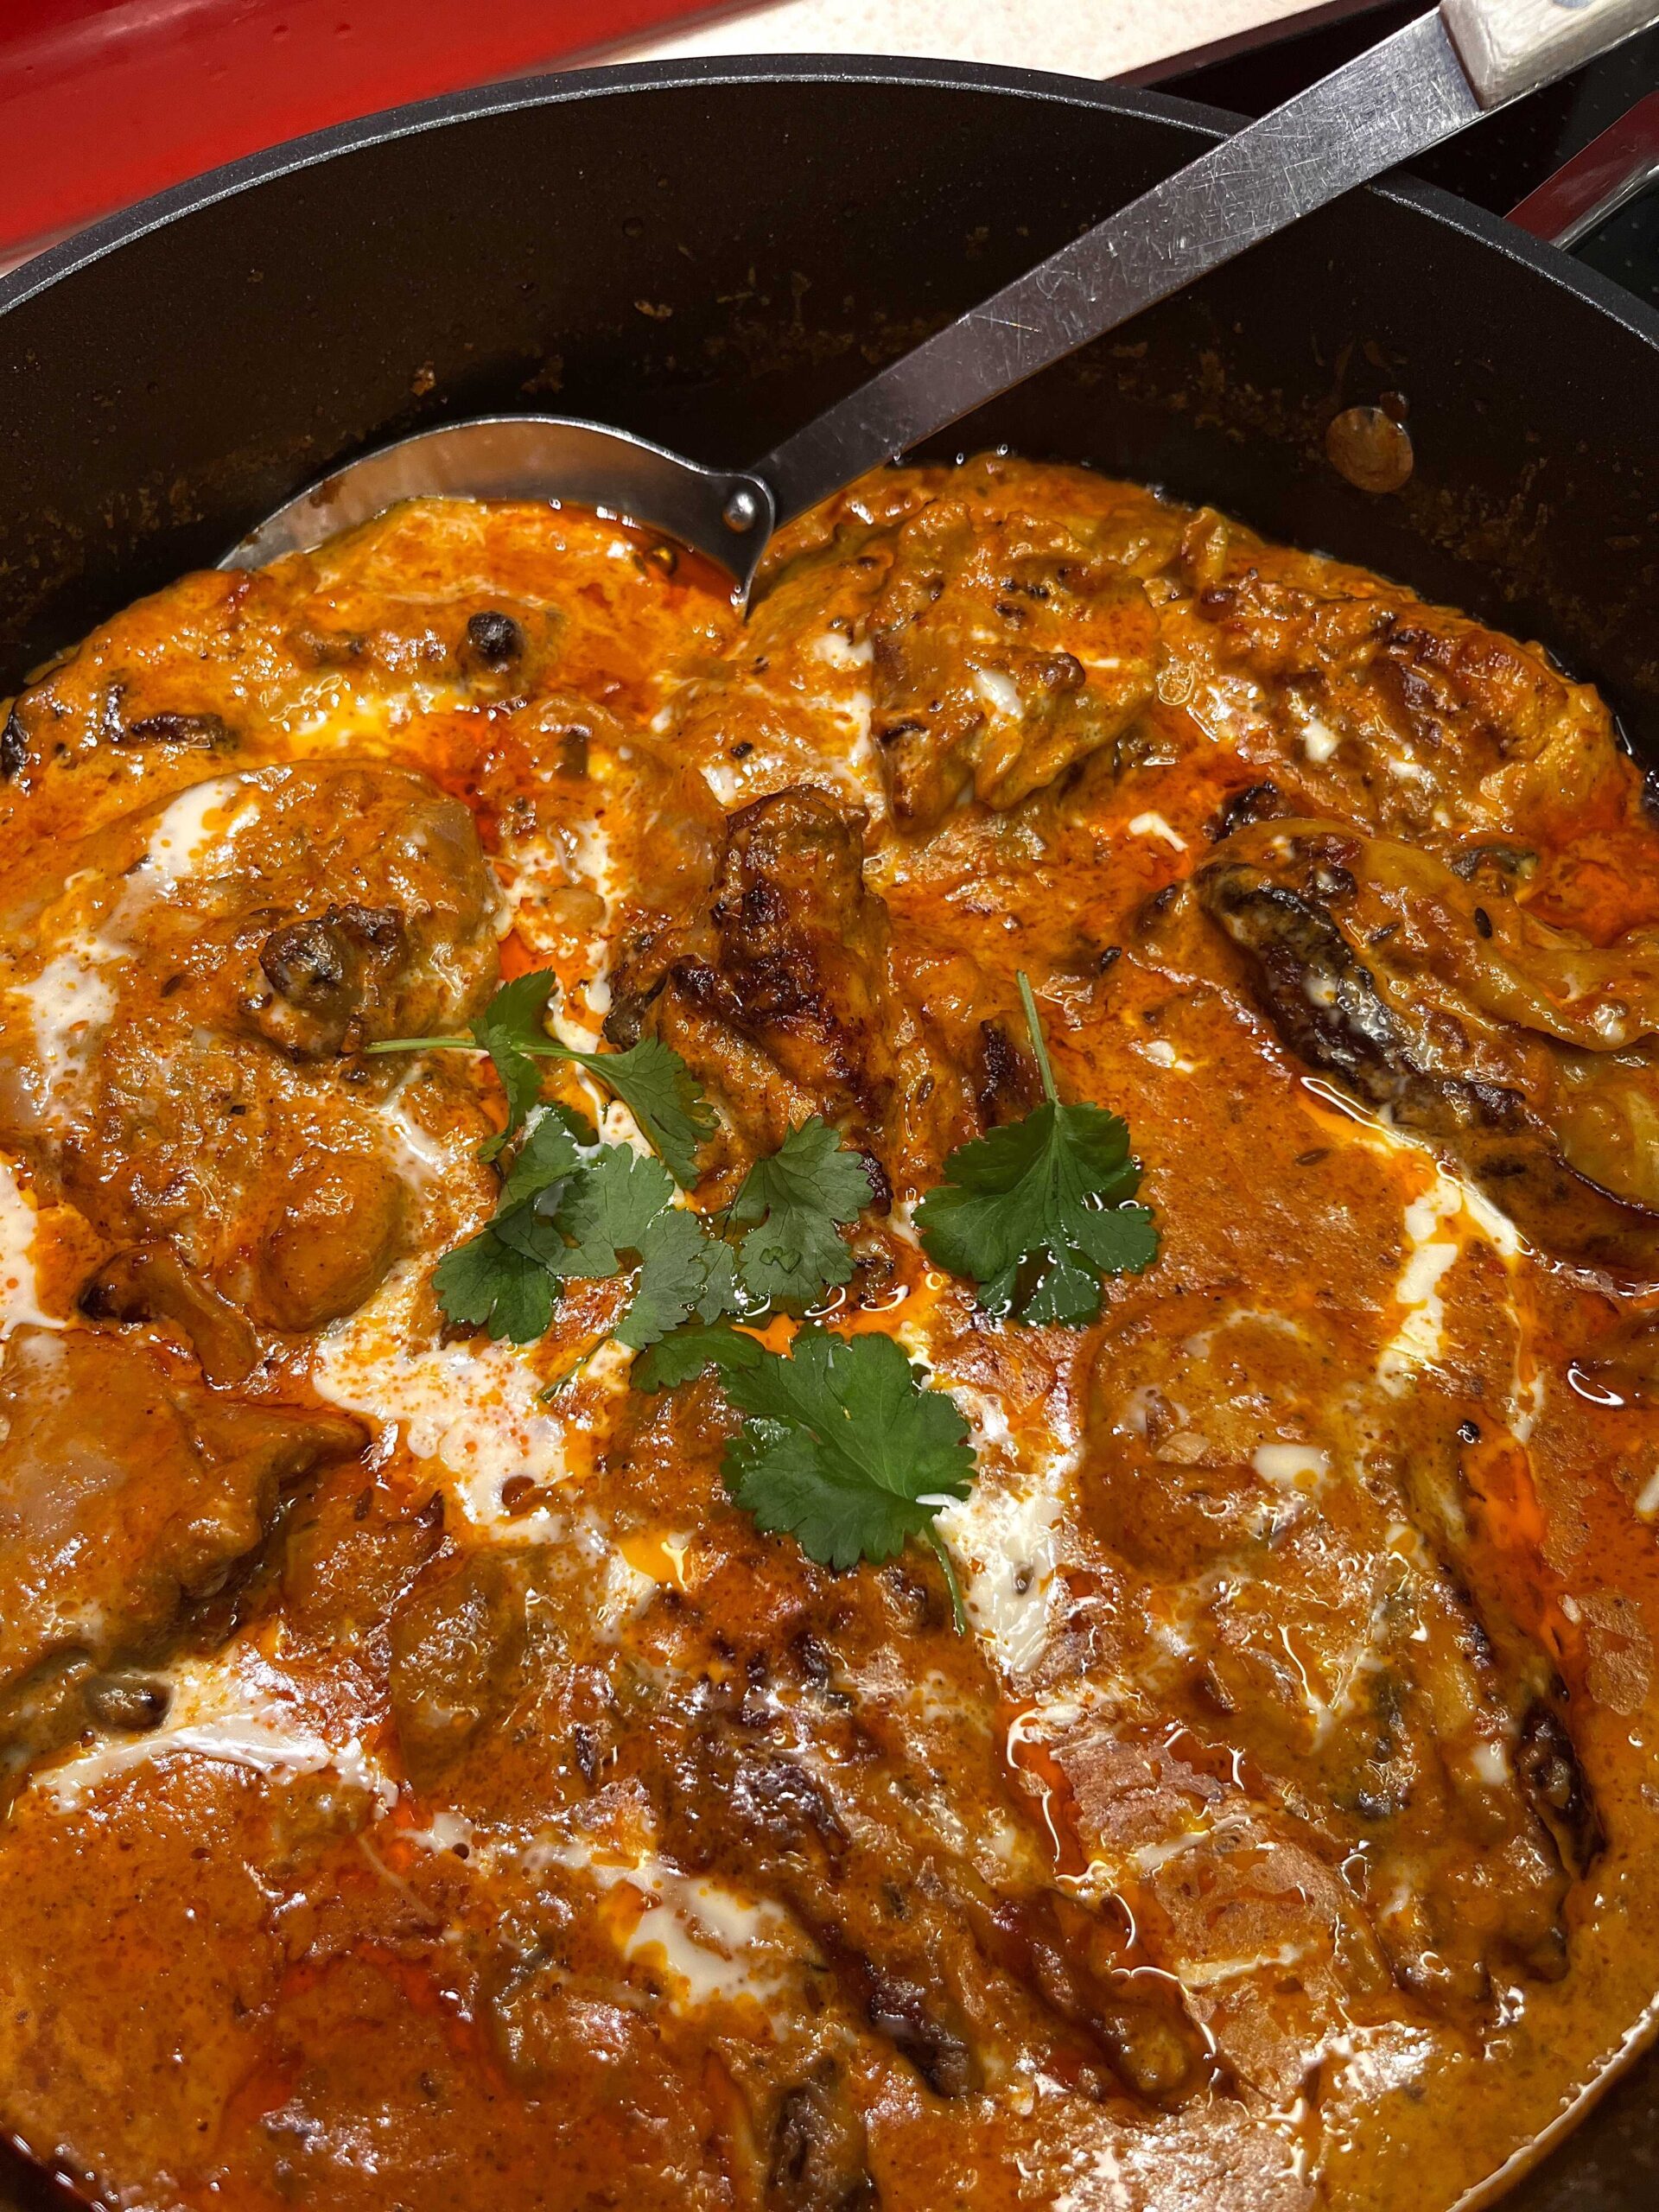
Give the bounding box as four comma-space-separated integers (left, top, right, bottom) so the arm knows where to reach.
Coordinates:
2, 50, 1655, 361
0, 44, 1656, 2212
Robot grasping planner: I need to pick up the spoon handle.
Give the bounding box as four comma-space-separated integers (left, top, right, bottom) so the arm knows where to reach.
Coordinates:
750, 0, 1649, 531
1445, 0, 1657, 105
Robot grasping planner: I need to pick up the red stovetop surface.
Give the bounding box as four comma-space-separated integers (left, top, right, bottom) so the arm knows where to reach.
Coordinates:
0, 0, 731, 261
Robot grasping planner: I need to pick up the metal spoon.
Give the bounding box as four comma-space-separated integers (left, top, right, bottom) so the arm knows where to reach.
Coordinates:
225, 0, 1656, 600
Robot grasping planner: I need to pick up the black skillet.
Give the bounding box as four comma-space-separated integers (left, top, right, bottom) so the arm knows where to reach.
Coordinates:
0, 54, 1655, 2212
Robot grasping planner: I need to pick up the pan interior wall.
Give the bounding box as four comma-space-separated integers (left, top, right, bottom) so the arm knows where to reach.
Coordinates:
0, 73, 1653, 730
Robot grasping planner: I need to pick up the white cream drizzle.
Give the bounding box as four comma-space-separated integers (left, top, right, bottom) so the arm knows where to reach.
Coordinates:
141, 774, 258, 885
10, 933, 118, 1104
524, 1832, 800, 2015
0, 1156, 54, 1338
33, 1652, 397, 1815
313, 1259, 588, 1522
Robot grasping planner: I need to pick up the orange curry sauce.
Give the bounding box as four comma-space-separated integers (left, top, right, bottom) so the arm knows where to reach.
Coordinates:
2, 459, 1658, 2211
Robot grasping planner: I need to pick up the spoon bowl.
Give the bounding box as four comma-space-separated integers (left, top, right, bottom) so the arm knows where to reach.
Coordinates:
223, 415, 778, 596
221, 3, 1656, 604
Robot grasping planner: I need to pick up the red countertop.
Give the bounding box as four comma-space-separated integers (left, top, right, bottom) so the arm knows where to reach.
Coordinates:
0, 0, 735, 261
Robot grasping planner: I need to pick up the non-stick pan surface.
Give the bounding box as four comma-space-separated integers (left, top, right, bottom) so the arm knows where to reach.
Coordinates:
0, 55, 1656, 2212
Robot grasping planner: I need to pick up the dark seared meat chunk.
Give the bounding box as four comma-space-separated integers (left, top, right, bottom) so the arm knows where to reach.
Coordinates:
256, 902, 413, 1060
123, 760, 499, 1057
1185, 821, 1659, 1273
0, 1326, 363, 1783
763, 2062, 879, 2212
608, 785, 1032, 1193
869, 499, 1160, 830
1196, 850, 1524, 1136
683, 785, 904, 1125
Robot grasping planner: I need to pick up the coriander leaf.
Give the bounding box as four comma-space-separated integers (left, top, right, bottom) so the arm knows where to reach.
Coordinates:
690, 1234, 739, 1326
372, 969, 712, 1185
915, 972, 1157, 1325
491, 1192, 594, 1276
553, 1145, 737, 1350
915, 1100, 1156, 1323
560, 1033, 714, 1190
499, 1110, 586, 1209
559, 1144, 680, 1268
632, 1319, 767, 1392
473, 969, 558, 1154
620, 1206, 737, 1351
432, 1227, 557, 1344
1065, 1201, 1163, 1277
730, 1117, 874, 1306
721, 1329, 974, 1573
474, 966, 558, 1050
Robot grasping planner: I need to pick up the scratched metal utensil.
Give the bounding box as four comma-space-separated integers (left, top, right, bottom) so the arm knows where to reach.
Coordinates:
226, 0, 1657, 601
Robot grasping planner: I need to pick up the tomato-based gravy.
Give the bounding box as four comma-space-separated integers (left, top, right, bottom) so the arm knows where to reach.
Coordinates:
2, 458, 1658, 2211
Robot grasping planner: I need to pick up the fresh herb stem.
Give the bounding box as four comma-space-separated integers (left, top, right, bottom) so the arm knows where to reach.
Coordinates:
915, 972, 1158, 1325
365, 1036, 478, 1054
366, 1036, 607, 1066
926, 1528, 969, 1636
1015, 969, 1058, 1104
539, 1340, 606, 1400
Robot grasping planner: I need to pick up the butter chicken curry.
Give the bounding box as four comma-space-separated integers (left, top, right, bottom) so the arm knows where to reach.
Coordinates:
2, 458, 1657, 2210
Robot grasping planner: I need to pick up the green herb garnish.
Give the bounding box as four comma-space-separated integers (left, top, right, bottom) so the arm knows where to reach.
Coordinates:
914, 972, 1157, 1325
718, 1327, 973, 1623
632, 1317, 766, 1393
729, 1116, 874, 1306
433, 1113, 731, 1350
634, 1322, 973, 1624
431, 1109, 588, 1342
371, 969, 714, 1185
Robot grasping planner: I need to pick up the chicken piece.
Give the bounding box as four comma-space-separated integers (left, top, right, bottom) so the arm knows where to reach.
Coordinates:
1079, 1315, 1588, 2012
650, 1705, 1209, 2110
0, 759, 499, 1336
388, 1546, 543, 1793
0, 1325, 364, 1782
868, 499, 1160, 830
76, 1243, 259, 1389
385, 1534, 653, 1804
752, 2059, 878, 2212
500, 696, 727, 989
1051, 1723, 1446, 2102
1167, 509, 1627, 844
607, 785, 1033, 1193
622, 1554, 1212, 2114
1174, 819, 1659, 1273
0, 500, 647, 812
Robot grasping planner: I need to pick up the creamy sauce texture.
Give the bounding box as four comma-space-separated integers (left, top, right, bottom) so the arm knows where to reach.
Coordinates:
0, 467, 1657, 2212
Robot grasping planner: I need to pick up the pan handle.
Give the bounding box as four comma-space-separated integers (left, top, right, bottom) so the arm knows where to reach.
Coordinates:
1443, 0, 1659, 108
1506, 86, 1659, 245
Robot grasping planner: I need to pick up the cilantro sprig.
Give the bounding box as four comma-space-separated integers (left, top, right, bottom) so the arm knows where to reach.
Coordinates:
387, 962, 1153, 1629
422, 1077, 875, 1351
632, 1316, 765, 1393
432, 1109, 734, 1350
371, 969, 714, 1184
729, 1117, 874, 1306
432, 1109, 586, 1342
637, 1321, 972, 1624
914, 973, 1157, 1325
